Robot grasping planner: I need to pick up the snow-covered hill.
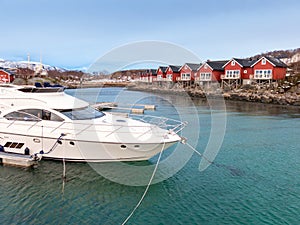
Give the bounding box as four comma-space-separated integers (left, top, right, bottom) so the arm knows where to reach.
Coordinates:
0, 59, 65, 72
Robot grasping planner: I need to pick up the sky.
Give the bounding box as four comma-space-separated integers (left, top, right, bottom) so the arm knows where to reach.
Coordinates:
0, 0, 299, 71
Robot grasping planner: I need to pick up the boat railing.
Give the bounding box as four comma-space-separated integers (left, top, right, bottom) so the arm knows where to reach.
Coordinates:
0, 97, 47, 105
128, 114, 187, 134
0, 115, 187, 137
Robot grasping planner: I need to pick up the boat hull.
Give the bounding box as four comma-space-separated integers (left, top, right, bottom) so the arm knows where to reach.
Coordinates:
0, 132, 179, 162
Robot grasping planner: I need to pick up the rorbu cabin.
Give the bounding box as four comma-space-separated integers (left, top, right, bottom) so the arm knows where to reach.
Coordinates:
156, 66, 168, 82
149, 69, 157, 83
251, 56, 287, 83
222, 58, 254, 88
196, 60, 228, 86
140, 70, 149, 82
178, 63, 201, 86
0, 68, 15, 83
165, 65, 181, 82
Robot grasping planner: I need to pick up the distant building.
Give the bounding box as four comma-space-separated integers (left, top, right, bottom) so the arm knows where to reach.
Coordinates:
0, 68, 15, 83
156, 66, 168, 82
165, 65, 181, 82
141, 69, 157, 83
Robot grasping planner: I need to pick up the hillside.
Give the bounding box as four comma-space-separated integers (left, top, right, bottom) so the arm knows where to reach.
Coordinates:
250, 48, 300, 60
0, 59, 65, 72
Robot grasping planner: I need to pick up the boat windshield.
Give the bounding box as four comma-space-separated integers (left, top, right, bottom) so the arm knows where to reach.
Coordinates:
59, 106, 105, 120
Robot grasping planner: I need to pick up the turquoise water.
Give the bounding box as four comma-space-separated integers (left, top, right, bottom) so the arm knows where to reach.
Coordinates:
0, 87, 299, 224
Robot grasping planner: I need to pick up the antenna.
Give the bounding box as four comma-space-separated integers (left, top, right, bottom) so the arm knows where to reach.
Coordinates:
39, 53, 43, 71
27, 53, 30, 69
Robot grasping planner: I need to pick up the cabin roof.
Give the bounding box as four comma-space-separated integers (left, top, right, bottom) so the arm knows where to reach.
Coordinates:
168, 65, 181, 72
206, 60, 228, 70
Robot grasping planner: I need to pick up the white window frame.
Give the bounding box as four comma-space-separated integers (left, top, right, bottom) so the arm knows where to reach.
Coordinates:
262, 58, 266, 65
254, 69, 272, 79
181, 73, 191, 81
225, 70, 240, 79
200, 72, 211, 81
166, 74, 172, 81
231, 61, 235, 66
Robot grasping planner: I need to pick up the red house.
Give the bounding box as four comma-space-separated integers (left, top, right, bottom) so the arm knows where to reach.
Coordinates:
178, 63, 201, 82
140, 70, 149, 82
156, 66, 168, 81
196, 60, 228, 84
222, 58, 254, 80
165, 65, 180, 82
251, 56, 287, 80
0, 68, 14, 83
149, 69, 157, 82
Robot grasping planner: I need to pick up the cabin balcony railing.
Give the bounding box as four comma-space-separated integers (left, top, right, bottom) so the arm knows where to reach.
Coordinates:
253, 74, 272, 80
221, 74, 241, 79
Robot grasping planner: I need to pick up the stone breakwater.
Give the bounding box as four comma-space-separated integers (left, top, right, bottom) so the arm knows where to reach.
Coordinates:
128, 84, 300, 106
221, 90, 300, 106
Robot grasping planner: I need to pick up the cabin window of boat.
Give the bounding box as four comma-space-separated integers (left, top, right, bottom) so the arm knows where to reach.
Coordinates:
4, 111, 41, 121
59, 106, 105, 120
19, 109, 64, 122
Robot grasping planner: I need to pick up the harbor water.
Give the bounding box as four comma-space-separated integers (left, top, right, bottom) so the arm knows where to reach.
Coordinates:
0, 87, 299, 224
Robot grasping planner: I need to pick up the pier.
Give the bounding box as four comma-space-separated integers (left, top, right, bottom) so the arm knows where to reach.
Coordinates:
92, 102, 156, 114
0, 151, 38, 168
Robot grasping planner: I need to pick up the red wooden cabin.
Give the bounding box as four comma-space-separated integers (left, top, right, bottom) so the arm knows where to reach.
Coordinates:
178, 63, 201, 82
222, 58, 254, 80
251, 56, 287, 80
165, 65, 180, 82
0, 68, 14, 83
156, 66, 168, 81
196, 60, 228, 83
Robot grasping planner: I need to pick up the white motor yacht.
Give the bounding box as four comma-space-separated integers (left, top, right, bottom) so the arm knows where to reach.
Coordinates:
0, 84, 185, 162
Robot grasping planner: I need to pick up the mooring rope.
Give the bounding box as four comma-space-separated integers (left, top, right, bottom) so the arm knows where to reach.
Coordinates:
61, 157, 67, 196
185, 142, 214, 164
121, 141, 166, 225
185, 142, 244, 176
41, 125, 44, 152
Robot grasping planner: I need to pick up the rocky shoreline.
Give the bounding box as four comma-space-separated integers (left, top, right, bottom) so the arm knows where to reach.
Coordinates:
128, 83, 300, 107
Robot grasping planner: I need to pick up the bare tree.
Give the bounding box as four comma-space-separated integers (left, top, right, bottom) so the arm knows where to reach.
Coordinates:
16, 68, 35, 84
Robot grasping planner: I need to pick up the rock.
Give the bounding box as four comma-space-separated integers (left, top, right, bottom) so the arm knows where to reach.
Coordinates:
261, 95, 272, 103
293, 100, 300, 106
222, 93, 231, 99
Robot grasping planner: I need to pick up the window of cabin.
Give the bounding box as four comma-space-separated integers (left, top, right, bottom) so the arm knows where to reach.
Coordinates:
4, 111, 41, 121
231, 61, 235, 66
19, 109, 64, 122
181, 73, 190, 80
205, 73, 211, 80
225, 70, 240, 78
262, 58, 266, 65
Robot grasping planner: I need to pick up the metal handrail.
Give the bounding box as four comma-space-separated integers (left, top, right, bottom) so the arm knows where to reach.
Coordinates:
128, 114, 187, 134
0, 114, 187, 137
